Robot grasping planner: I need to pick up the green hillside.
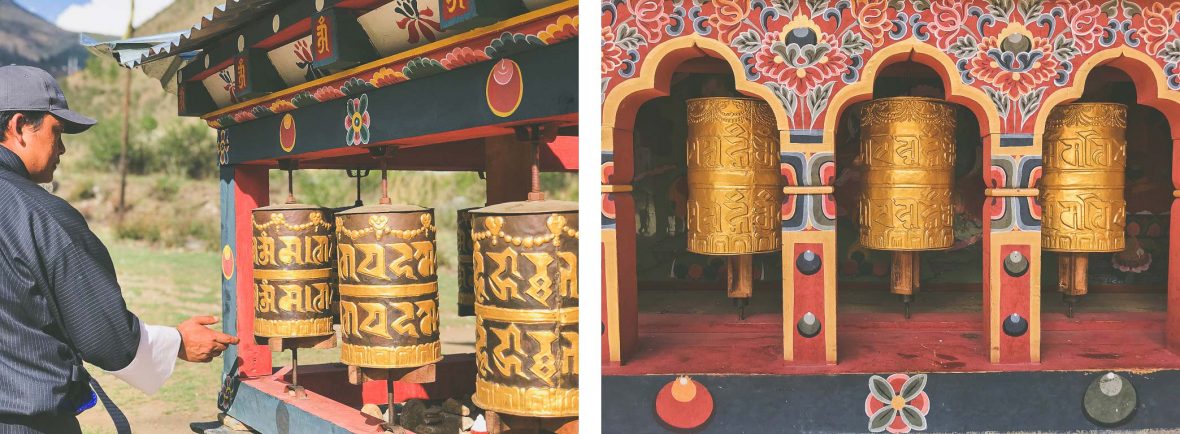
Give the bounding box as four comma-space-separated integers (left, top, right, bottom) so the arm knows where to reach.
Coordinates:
0, 0, 92, 76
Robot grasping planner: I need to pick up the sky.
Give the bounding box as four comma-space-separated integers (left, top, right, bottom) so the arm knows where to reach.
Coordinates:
16, 0, 177, 36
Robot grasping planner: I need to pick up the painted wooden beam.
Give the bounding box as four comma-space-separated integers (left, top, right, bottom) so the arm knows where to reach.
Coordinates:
226, 375, 381, 433
605, 371, 1180, 432
219, 125, 575, 171
222, 41, 576, 164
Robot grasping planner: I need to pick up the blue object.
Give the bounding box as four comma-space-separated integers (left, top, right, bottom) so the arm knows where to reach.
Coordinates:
75, 389, 97, 415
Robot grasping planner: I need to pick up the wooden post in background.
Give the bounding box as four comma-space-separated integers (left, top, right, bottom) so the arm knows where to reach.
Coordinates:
1168, 138, 1180, 354
484, 134, 532, 204
602, 132, 639, 364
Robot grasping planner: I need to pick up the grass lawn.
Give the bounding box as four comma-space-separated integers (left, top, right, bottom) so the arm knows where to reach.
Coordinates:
76, 230, 474, 434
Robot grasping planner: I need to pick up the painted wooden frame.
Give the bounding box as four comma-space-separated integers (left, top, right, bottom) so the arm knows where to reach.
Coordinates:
601, 0, 1180, 368
202, 2, 579, 431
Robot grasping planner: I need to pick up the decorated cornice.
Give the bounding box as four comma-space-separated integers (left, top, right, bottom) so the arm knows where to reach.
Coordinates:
601, 0, 1180, 140
204, 0, 578, 129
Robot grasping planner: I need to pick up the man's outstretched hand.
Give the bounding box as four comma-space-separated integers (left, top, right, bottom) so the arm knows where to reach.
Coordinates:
177, 316, 240, 363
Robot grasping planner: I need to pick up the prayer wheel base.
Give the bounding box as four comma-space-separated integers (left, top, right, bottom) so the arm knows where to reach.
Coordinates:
260, 335, 338, 352
484, 411, 578, 434
349, 364, 439, 430
891, 252, 921, 319
346, 364, 437, 386
1057, 252, 1089, 318
727, 255, 753, 320
1063, 294, 1082, 318
285, 384, 307, 399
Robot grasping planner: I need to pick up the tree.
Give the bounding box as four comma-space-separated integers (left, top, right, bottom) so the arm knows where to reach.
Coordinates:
117, 0, 134, 221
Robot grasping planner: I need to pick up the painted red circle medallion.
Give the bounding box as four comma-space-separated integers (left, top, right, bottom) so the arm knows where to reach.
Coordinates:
221, 245, 235, 280
655, 376, 713, 430
279, 113, 297, 152
486, 59, 523, 118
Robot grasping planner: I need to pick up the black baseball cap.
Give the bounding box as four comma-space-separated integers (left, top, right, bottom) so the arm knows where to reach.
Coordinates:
0, 65, 96, 134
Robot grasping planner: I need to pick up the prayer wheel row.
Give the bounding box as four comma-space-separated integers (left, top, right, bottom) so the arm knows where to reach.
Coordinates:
250, 196, 579, 418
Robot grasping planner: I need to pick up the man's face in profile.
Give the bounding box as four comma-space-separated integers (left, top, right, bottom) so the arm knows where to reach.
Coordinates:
6, 114, 67, 183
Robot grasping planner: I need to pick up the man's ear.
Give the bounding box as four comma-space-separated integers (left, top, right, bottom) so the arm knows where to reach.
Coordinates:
6, 114, 26, 147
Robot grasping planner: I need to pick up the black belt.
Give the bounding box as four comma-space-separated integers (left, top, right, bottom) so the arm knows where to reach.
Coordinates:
88, 376, 131, 434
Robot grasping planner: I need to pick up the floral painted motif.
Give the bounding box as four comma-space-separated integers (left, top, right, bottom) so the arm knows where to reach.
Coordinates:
963, 28, 1059, 123
217, 129, 230, 165
605, 0, 882, 129
924, 1, 967, 47
1138, 3, 1177, 56
538, 14, 579, 44
602, 26, 627, 75
705, 0, 750, 41
441, 46, 491, 69
755, 29, 850, 94
345, 94, 371, 146
218, 69, 239, 104
394, 0, 443, 45
629, 0, 674, 44
864, 374, 930, 433
601, 0, 1180, 133
293, 39, 328, 82
937, 8, 1103, 127
852, 0, 890, 46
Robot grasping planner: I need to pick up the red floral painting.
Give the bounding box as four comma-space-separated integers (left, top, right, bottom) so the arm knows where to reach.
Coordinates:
864, 374, 930, 433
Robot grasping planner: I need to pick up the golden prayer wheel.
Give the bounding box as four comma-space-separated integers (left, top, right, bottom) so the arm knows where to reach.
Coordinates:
857, 97, 957, 251
471, 200, 579, 418
857, 97, 956, 316
1040, 103, 1127, 313
251, 203, 336, 338
1041, 103, 1127, 253
334, 204, 441, 368
457, 207, 478, 317
685, 97, 781, 255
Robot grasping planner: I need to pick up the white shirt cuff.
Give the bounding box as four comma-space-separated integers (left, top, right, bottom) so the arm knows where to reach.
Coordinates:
107, 320, 181, 395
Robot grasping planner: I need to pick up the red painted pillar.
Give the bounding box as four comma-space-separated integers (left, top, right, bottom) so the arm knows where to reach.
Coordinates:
603, 127, 638, 364
232, 165, 271, 377
1167, 138, 1180, 354
982, 135, 1040, 364
781, 147, 837, 364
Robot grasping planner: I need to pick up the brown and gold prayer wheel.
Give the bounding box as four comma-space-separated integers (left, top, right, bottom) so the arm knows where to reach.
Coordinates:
471, 201, 578, 418
457, 207, 478, 317
685, 97, 781, 255
1041, 103, 1127, 253
858, 97, 957, 251
251, 203, 336, 338
334, 204, 441, 368
1041, 103, 1127, 305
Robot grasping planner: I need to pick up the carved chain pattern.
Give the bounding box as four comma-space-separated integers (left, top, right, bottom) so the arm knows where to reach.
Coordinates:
336, 213, 436, 241
251, 211, 332, 233
471, 214, 580, 248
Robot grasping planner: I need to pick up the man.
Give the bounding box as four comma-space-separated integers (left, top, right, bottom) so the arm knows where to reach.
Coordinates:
0, 65, 239, 433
